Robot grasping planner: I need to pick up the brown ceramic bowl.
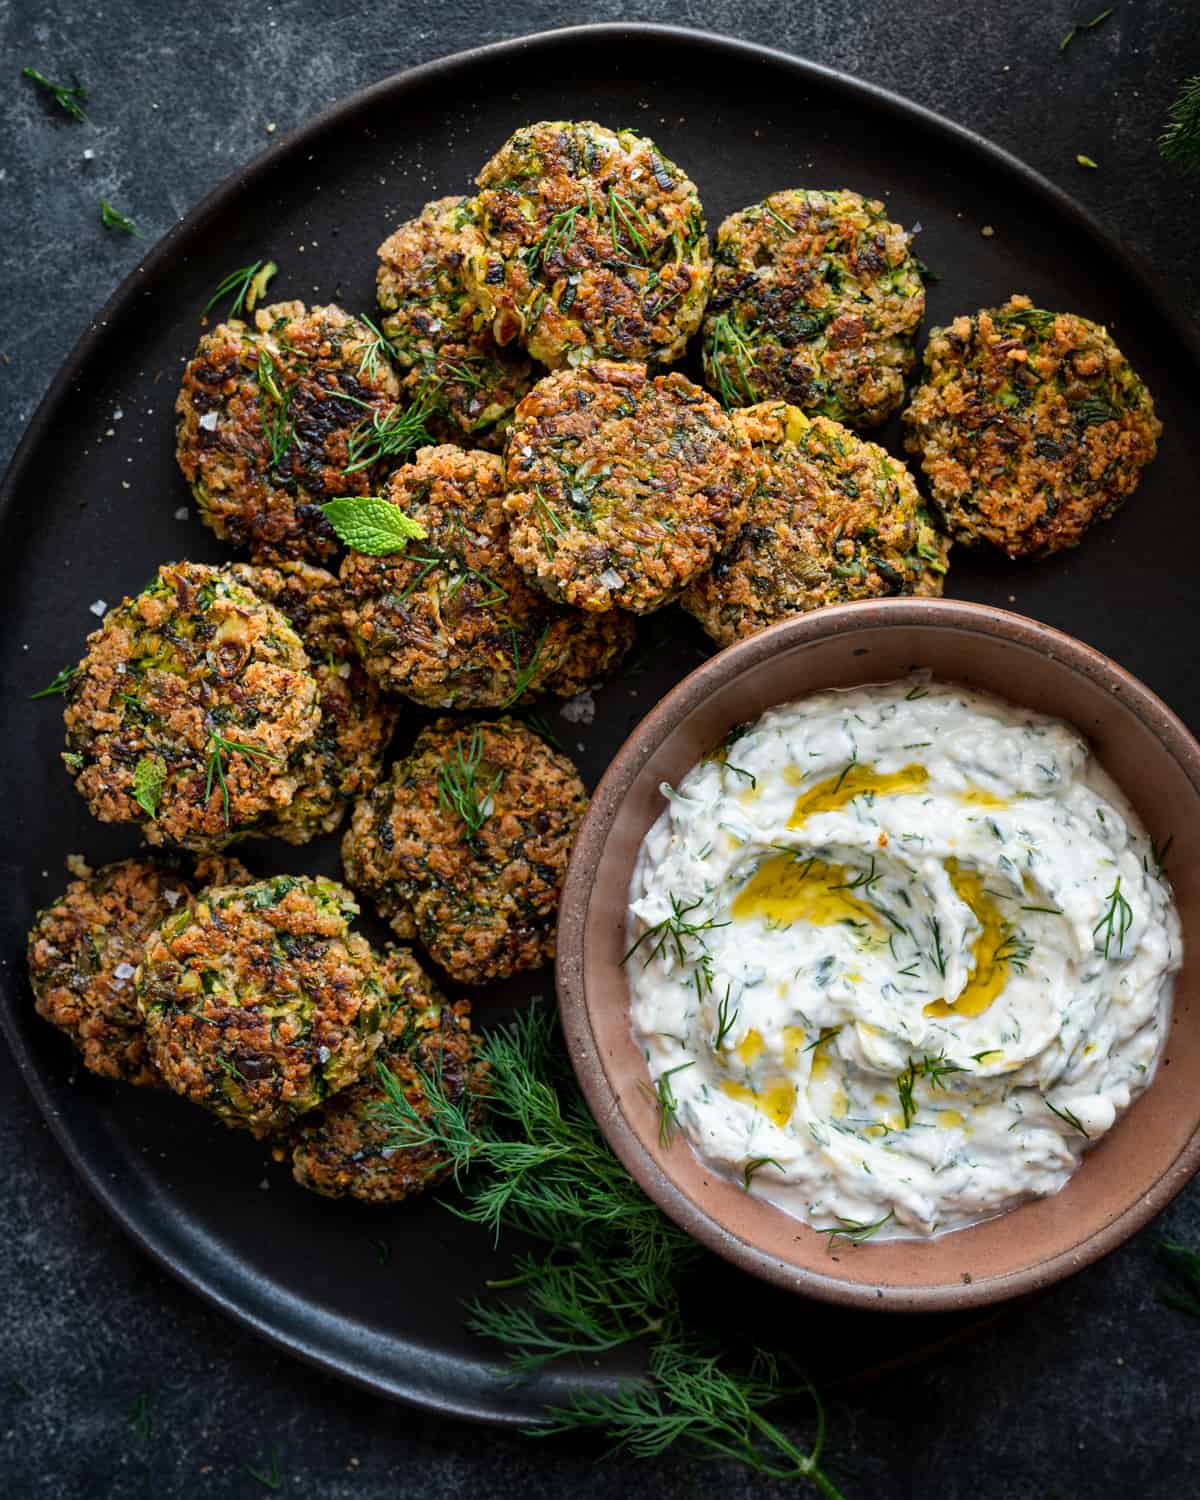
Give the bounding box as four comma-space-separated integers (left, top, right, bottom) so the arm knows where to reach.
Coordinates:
556, 598, 1200, 1311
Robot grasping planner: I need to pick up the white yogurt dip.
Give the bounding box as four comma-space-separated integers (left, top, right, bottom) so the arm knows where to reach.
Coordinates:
625, 678, 1181, 1238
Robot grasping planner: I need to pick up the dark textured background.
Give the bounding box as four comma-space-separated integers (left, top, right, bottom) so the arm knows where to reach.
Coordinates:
3, 3, 1199, 1496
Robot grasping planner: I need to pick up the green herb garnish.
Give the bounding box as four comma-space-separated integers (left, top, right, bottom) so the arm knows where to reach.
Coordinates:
342, 396, 436, 475
814, 1212, 893, 1247
21, 66, 87, 120
647, 1062, 695, 1148
1159, 1238, 1200, 1316
1093, 876, 1132, 957
129, 1393, 151, 1441
99, 198, 143, 238
713, 986, 739, 1050
132, 754, 167, 819
623, 894, 730, 969
356, 315, 397, 380
1161, 75, 1200, 173
437, 728, 502, 840
896, 1052, 968, 1129
1045, 1097, 1090, 1138
374, 1007, 845, 1493
1060, 7, 1114, 51
501, 623, 552, 709
1076, 153, 1099, 169
707, 312, 758, 407
30, 664, 77, 699
244, 1447, 283, 1491
204, 731, 281, 826
742, 1156, 783, 1191
320, 496, 427, 555
203, 259, 277, 319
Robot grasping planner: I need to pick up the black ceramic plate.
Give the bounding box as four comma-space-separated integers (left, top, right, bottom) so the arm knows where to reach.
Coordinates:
4, 23, 1199, 1425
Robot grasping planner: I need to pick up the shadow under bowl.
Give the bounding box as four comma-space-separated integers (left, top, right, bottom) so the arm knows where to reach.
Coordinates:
556, 597, 1200, 1311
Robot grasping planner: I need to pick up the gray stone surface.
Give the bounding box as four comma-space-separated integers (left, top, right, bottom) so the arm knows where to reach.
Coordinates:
3, 2, 1199, 1496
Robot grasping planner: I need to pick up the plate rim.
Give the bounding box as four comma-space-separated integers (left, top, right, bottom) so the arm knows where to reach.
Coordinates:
5, 20, 1199, 1424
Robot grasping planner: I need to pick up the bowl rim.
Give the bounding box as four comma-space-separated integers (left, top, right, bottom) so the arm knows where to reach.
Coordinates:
555, 596, 1200, 1312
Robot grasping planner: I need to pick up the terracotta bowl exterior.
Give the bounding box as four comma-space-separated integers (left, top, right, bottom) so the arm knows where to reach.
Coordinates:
556, 599, 1200, 1311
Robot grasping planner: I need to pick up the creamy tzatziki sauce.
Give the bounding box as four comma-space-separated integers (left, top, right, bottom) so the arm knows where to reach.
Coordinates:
626, 678, 1181, 1238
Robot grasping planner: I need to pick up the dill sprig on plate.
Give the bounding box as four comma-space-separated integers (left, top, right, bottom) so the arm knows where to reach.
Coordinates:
203, 259, 277, 319
1161, 76, 1200, 173
372, 1006, 846, 1494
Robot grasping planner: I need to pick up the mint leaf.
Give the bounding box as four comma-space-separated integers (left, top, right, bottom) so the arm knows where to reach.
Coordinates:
320, 497, 427, 555
133, 754, 167, 817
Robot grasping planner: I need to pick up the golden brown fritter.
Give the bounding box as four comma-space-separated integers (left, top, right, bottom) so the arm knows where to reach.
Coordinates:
341, 718, 588, 984
290, 946, 484, 1203
137, 875, 386, 1137
230, 561, 399, 841
26, 853, 248, 1087
503, 360, 750, 614
175, 300, 404, 562
682, 402, 949, 646
703, 189, 925, 429
902, 294, 1162, 558
466, 121, 711, 369
62, 562, 321, 851
376, 196, 535, 449
338, 445, 634, 706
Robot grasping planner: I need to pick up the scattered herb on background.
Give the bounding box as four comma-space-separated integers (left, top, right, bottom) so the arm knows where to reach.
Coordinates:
376, 1007, 845, 1495
132, 755, 167, 819
320, 496, 427, 555
244, 1447, 283, 1491
9, 1379, 32, 1400
21, 65, 87, 120
437, 728, 502, 840
129, 1393, 151, 1441
203, 259, 277, 319
372, 1238, 391, 1267
1159, 1238, 1200, 1317
1076, 153, 1099, 169
100, 198, 143, 238
30, 664, 76, 700
1160, 75, 1200, 173
1060, 7, 1114, 52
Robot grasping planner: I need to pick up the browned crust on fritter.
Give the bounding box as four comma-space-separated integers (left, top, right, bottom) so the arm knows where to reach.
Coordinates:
901, 294, 1161, 558
339, 445, 633, 706
341, 718, 588, 983
290, 946, 485, 1203
137, 875, 386, 1137
62, 562, 321, 851
503, 360, 750, 614
231, 561, 399, 841
175, 301, 402, 562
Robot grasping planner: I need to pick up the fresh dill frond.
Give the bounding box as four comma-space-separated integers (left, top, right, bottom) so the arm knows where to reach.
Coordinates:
1093, 876, 1132, 958
244, 1447, 283, 1491
1158, 1238, 1200, 1317
925, 914, 947, 977
30, 664, 77, 699
501, 624, 552, 709
713, 985, 739, 1050
203, 259, 277, 319
523, 206, 579, 272
356, 315, 397, 380
203, 731, 280, 825
99, 199, 143, 238
1045, 1097, 1090, 1138
623, 893, 731, 969
608, 188, 650, 261
1148, 833, 1175, 877
896, 1051, 968, 1128
1060, 7, 1114, 52
742, 1156, 783, 1191
814, 1212, 893, 1248
370, 1005, 845, 1493
1161, 75, 1200, 173
255, 347, 292, 470
646, 1062, 694, 1148
707, 312, 758, 407
520, 710, 563, 751
22, 66, 87, 121
829, 856, 880, 896
437, 727, 502, 840
343, 392, 436, 475
128, 1393, 151, 1441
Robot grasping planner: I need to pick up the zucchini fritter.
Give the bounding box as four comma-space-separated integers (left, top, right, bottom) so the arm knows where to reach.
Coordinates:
902, 294, 1161, 557
290, 946, 484, 1203
376, 196, 535, 448
341, 718, 587, 984
466, 121, 711, 369
703, 188, 924, 429
339, 445, 634, 706
683, 402, 949, 646
137, 875, 386, 1137
230, 561, 399, 841
175, 300, 403, 562
503, 360, 750, 614
63, 562, 321, 851
26, 853, 248, 1087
